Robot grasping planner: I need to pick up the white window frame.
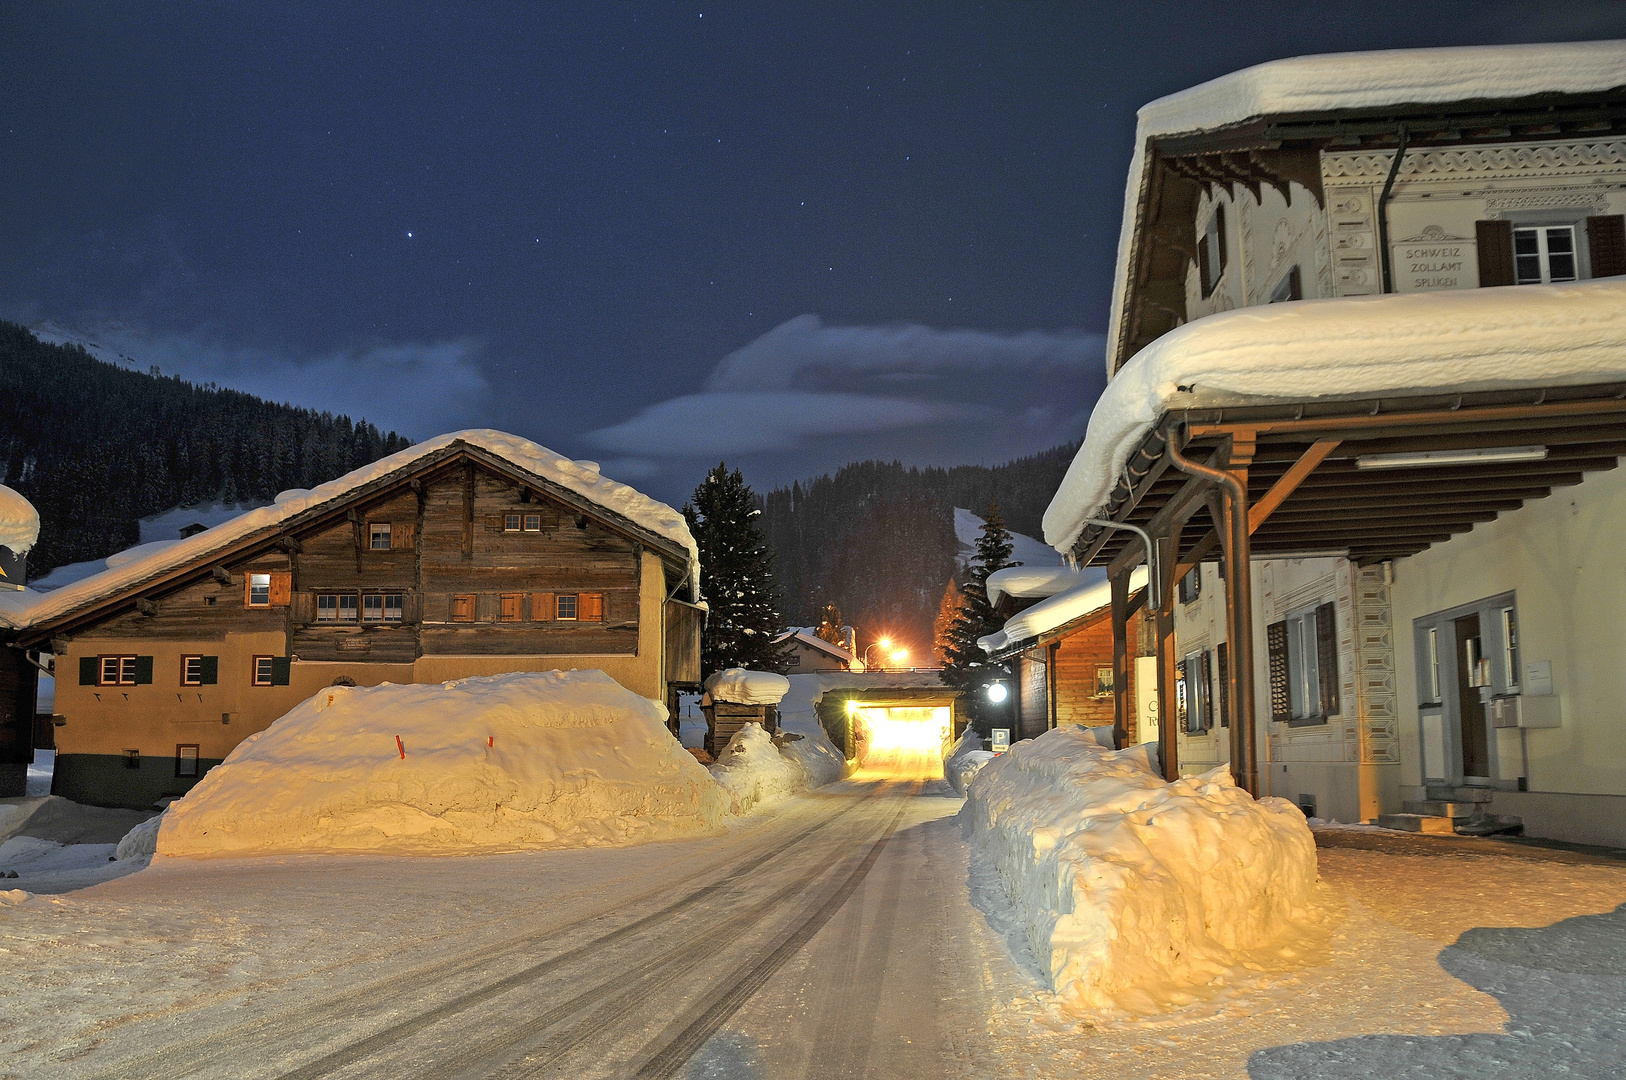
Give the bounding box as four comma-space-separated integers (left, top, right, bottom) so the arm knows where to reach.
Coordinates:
369, 522, 392, 550
247, 573, 272, 607
504, 513, 522, 532
1284, 606, 1322, 722
1501, 606, 1520, 691
100, 654, 138, 686
181, 655, 204, 687
1514, 224, 1579, 285
252, 655, 275, 687
555, 593, 578, 621
523, 513, 541, 532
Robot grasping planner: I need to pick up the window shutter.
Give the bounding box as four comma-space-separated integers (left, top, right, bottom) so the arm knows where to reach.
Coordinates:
580, 592, 604, 621
1217, 642, 1230, 728
270, 656, 291, 686
199, 656, 219, 685
268, 572, 292, 607
1176, 659, 1189, 732
485, 514, 503, 531
532, 592, 555, 620
1200, 650, 1214, 730
1476, 220, 1515, 287
1216, 203, 1228, 278
1587, 215, 1626, 278
500, 593, 522, 622
1267, 620, 1291, 723
391, 522, 417, 549
1316, 602, 1340, 717
79, 656, 98, 685
134, 655, 154, 685
243, 577, 254, 606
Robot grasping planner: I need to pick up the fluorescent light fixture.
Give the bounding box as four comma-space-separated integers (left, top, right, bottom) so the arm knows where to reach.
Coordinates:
1355, 445, 1548, 470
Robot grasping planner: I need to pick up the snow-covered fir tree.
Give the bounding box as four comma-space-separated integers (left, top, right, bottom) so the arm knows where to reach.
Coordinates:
684, 463, 795, 677
940, 500, 1016, 723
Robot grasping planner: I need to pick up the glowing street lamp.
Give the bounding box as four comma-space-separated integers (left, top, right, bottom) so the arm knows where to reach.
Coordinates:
985, 681, 1009, 704
862, 638, 896, 670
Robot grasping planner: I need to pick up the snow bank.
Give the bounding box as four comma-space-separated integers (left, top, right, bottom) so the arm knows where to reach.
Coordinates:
1048, 278, 1626, 553
964, 727, 1317, 1015
707, 723, 807, 814
1, 429, 699, 630
981, 565, 1148, 654
945, 728, 992, 796
1105, 40, 1626, 371
0, 484, 39, 554
776, 726, 845, 787
704, 667, 791, 705
985, 565, 1102, 606
157, 670, 729, 857
116, 813, 163, 860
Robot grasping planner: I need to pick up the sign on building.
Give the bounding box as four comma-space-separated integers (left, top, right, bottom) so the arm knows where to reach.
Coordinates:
991, 728, 1010, 754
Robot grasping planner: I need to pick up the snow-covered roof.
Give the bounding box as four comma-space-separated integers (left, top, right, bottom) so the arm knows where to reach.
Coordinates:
1107, 39, 1626, 370
772, 629, 854, 665
985, 565, 1103, 607
0, 485, 40, 555
980, 565, 1150, 656
954, 507, 1063, 569
0, 430, 698, 633
704, 667, 792, 705
1047, 277, 1626, 555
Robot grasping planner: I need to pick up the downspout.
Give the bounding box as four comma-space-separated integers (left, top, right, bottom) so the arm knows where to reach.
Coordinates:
1376, 124, 1411, 295
1166, 438, 1258, 797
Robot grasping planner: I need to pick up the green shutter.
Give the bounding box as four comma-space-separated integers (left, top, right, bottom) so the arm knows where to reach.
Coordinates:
270, 656, 291, 686
79, 656, 98, 685
134, 655, 154, 685
199, 656, 219, 685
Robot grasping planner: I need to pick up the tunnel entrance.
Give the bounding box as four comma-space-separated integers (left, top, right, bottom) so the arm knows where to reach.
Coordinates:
851, 705, 951, 780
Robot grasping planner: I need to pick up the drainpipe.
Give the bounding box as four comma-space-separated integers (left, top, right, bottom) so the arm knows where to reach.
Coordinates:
1376, 124, 1411, 295
1166, 438, 1258, 797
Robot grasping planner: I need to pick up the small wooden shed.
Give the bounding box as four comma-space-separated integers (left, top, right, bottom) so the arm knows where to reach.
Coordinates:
701, 668, 790, 756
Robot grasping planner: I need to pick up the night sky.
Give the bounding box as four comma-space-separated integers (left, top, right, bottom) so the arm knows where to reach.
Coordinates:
7, 2, 1626, 506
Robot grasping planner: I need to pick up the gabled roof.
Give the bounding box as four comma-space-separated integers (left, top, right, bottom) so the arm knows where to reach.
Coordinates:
772, 629, 854, 665
1, 430, 698, 637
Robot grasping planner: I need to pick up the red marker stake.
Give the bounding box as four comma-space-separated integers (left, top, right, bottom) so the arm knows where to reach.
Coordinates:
488, 736, 494, 748
396, 735, 406, 759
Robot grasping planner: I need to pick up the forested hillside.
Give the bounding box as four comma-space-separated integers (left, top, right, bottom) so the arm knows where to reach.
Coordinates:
0, 321, 411, 575
760, 442, 1080, 653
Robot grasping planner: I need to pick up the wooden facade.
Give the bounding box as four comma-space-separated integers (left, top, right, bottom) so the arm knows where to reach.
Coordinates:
9, 440, 700, 808
1000, 604, 1148, 745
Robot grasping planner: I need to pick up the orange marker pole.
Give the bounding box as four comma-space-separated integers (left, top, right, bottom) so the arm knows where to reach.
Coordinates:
396, 735, 405, 759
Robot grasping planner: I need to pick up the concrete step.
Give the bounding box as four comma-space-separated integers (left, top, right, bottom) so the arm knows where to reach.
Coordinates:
1424, 784, 1496, 803
1402, 799, 1479, 818
1454, 814, 1525, 837
1377, 813, 1457, 835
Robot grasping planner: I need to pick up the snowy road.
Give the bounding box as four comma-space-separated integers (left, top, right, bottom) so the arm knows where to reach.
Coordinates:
6, 755, 1626, 1078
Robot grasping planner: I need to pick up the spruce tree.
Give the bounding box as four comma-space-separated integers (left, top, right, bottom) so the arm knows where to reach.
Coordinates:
940, 500, 1016, 723
684, 463, 795, 677
932, 578, 963, 668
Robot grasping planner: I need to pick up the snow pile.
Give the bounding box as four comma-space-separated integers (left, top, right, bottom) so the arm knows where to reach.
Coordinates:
707, 723, 807, 814
0, 835, 118, 876
981, 565, 1148, 654
945, 728, 993, 796
964, 727, 1317, 1015
985, 565, 1102, 606
1106, 40, 1626, 369
2, 428, 699, 629
776, 725, 846, 787
704, 667, 791, 705
0, 484, 39, 554
157, 670, 729, 857
1048, 278, 1626, 552
116, 813, 163, 860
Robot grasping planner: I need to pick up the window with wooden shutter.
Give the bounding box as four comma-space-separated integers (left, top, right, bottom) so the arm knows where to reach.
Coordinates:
133, 655, 154, 685
391, 522, 416, 549
556, 593, 578, 620
199, 655, 219, 685
1476, 220, 1515, 286
452, 594, 476, 622
532, 592, 555, 620
79, 656, 98, 685
1588, 215, 1626, 278
1217, 642, 1230, 728
485, 514, 503, 531
270, 656, 291, 685
500, 593, 523, 622
1175, 658, 1189, 732
1316, 602, 1340, 717
579, 592, 604, 621
1267, 620, 1291, 723
1200, 650, 1214, 731
268, 572, 292, 607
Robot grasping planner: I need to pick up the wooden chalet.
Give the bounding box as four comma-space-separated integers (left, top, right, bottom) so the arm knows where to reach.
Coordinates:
773, 629, 857, 673
2, 432, 703, 808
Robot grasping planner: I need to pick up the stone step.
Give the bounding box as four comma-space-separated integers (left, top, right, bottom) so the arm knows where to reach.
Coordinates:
1424, 784, 1496, 803
1402, 800, 1479, 818
1377, 813, 1457, 835
1454, 814, 1525, 837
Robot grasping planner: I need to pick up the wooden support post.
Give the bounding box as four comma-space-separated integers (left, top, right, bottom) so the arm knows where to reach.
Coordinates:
1110, 569, 1131, 750
1154, 531, 1181, 782
1048, 642, 1060, 731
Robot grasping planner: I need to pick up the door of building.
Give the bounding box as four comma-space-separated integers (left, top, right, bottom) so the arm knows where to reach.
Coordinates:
1452, 614, 1491, 780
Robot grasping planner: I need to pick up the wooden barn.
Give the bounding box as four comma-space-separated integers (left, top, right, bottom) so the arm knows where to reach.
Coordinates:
1, 432, 704, 808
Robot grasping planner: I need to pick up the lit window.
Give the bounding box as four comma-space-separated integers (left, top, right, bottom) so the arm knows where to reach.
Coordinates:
182, 655, 204, 686
504, 513, 522, 532
370, 522, 392, 550
248, 573, 271, 606
252, 656, 275, 686
556, 593, 578, 620
1514, 225, 1578, 285
524, 513, 541, 532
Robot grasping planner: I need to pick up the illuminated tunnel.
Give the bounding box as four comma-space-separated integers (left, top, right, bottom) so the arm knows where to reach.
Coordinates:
815, 685, 963, 781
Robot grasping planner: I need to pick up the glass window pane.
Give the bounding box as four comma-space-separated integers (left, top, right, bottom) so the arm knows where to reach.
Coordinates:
249, 573, 271, 605
370, 524, 391, 549
1548, 253, 1577, 282
1514, 228, 1539, 254
384, 594, 403, 622
318, 595, 337, 621
1515, 255, 1544, 285
1545, 227, 1574, 254
338, 595, 358, 621
524, 514, 541, 532
363, 595, 383, 621
556, 593, 578, 620
504, 514, 521, 531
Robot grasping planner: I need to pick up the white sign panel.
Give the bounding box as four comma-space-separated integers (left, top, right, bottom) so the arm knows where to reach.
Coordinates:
990, 729, 1010, 754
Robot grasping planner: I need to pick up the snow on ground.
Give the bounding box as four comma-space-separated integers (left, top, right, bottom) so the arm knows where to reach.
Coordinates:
963, 726, 1317, 1016
707, 723, 807, 814
776, 725, 845, 787
1047, 277, 1626, 552
703, 667, 791, 705
158, 670, 729, 857
945, 727, 993, 796
25, 748, 52, 796
954, 507, 1061, 569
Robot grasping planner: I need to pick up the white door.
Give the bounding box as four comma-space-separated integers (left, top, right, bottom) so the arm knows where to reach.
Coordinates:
1136, 656, 1159, 745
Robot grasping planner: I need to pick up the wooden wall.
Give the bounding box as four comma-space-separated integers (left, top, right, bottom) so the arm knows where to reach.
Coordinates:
1048, 608, 1146, 738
